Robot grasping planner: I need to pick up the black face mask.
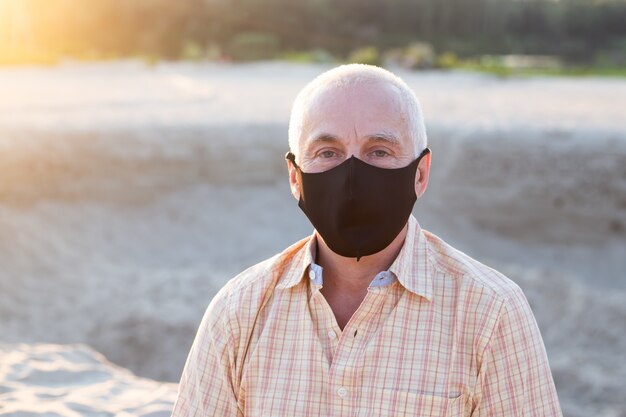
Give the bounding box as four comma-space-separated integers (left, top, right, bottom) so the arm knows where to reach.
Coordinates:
286, 148, 430, 260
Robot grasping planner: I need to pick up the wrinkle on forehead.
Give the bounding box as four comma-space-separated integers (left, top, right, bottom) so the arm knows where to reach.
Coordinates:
299, 81, 407, 151
304, 130, 401, 147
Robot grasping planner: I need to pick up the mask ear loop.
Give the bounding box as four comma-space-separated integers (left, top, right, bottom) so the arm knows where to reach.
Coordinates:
285, 152, 300, 170
286, 152, 305, 203
417, 147, 431, 163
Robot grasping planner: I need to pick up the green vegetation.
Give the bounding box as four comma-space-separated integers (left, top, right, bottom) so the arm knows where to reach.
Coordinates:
1, 0, 625, 76
279, 50, 336, 64
227, 32, 281, 61
348, 47, 382, 66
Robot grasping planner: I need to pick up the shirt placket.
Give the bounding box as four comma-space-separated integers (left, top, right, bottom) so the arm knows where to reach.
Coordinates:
311, 286, 389, 417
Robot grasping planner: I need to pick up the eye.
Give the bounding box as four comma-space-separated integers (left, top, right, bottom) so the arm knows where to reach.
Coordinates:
371, 149, 389, 158
319, 150, 337, 159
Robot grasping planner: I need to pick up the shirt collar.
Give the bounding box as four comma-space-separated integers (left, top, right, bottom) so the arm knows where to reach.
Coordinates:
306, 236, 398, 288
388, 214, 433, 301
276, 215, 433, 301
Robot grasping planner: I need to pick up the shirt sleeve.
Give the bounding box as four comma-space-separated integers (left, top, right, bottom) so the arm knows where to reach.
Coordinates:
474, 285, 563, 417
171, 286, 243, 417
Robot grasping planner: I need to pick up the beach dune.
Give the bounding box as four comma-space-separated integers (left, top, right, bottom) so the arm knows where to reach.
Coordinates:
0, 62, 625, 417
0, 343, 177, 416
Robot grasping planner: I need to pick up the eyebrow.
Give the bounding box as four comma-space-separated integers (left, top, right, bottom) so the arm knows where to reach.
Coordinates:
306, 131, 401, 146
364, 132, 401, 147
306, 132, 340, 145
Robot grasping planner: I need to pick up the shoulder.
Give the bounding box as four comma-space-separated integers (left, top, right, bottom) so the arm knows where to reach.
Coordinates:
423, 228, 525, 304
421, 229, 536, 350
202, 236, 310, 332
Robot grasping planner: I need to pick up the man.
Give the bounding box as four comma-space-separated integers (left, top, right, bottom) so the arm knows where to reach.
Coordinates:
171, 64, 563, 417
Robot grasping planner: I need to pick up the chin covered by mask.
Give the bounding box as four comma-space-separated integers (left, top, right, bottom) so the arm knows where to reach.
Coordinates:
286, 148, 430, 260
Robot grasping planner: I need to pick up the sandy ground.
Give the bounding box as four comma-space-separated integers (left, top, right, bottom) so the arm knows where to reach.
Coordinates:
0, 343, 177, 416
0, 61, 625, 416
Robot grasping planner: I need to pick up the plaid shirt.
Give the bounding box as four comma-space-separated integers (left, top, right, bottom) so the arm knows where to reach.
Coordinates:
172, 215, 562, 417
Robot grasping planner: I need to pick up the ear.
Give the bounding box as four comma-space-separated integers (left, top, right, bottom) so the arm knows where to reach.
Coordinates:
287, 159, 301, 201
414, 150, 431, 199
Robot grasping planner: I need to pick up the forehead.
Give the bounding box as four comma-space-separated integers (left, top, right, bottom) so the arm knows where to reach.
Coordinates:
307, 80, 404, 117
300, 80, 409, 145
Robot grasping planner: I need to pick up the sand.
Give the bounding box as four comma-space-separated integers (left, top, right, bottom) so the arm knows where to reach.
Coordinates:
0, 343, 177, 416
0, 61, 625, 416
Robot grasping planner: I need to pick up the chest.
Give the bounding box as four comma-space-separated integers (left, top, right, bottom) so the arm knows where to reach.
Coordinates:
238, 286, 476, 417
320, 287, 368, 331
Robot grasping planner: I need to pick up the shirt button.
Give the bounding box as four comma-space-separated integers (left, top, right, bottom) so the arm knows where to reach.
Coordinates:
308, 270, 316, 280
327, 330, 337, 340
337, 386, 348, 397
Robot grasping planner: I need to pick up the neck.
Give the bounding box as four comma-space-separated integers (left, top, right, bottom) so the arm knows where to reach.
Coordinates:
315, 224, 408, 294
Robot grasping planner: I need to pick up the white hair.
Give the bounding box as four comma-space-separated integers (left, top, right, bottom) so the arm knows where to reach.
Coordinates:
288, 64, 428, 160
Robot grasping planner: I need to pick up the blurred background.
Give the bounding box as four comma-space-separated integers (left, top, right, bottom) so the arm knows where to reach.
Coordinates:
2, 0, 626, 73
0, 1, 625, 417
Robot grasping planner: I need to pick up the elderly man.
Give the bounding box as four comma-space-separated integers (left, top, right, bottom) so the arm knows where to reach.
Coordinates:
171, 64, 563, 417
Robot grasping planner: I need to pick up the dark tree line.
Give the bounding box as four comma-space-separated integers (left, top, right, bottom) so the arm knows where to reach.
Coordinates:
5, 0, 626, 64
